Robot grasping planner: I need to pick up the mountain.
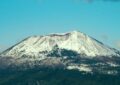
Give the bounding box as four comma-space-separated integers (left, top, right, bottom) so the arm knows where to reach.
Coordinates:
1, 31, 119, 57
0, 31, 120, 74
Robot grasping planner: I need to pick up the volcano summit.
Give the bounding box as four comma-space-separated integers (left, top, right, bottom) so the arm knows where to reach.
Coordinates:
0, 31, 120, 74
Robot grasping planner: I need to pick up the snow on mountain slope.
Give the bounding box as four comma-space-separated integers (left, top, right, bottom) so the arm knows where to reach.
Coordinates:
0, 31, 120, 74
1, 31, 119, 58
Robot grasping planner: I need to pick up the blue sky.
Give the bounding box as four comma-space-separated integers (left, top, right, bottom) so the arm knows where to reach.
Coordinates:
0, 0, 120, 52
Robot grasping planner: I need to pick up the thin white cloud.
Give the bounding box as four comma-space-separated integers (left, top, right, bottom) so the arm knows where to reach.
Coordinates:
0, 45, 8, 53
101, 34, 109, 41
115, 41, 120, 49
73, 0, 120, 2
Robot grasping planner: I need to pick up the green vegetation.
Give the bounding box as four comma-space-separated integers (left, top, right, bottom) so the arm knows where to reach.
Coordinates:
0, 68, 120, 85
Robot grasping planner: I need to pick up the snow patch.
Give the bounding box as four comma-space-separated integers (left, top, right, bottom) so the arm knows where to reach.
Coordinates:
67, 64, 92, 73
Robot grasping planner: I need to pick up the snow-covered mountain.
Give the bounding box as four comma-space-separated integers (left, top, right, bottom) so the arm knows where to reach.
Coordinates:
0, 31, 120, 74
1, 31, 119, 57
